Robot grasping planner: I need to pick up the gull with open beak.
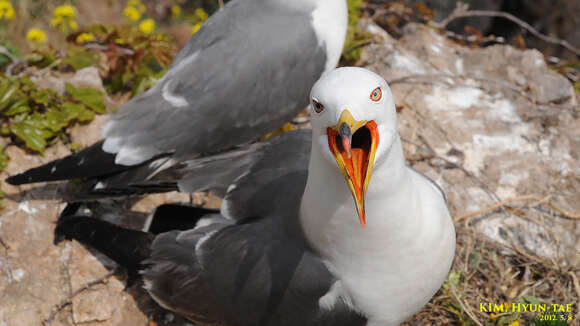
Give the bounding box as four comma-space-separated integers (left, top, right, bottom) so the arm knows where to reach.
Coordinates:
301, 67, 456, 324
325, 108, 378, 227
56, 67, 456, 326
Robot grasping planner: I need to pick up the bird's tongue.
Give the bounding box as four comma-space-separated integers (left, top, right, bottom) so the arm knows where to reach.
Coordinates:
338, 133, 368, 193
342, 148, 368, 198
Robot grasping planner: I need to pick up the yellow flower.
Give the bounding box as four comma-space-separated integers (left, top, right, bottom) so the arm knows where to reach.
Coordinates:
489, 313, 497, 321
128, 0, 146, 14
53, 5, 76, 19
26, 28, 47, 44
194, 8, 208, 22
191, 22, 202, 35
76, 32, 95, 43
51, 16, 62, 27
171, 5, 181, 19
51, 4, 78, 32
0, 0, 15, 20
508, 320, 520, 326
123, 5, 141, 21
138, 18, 155, 35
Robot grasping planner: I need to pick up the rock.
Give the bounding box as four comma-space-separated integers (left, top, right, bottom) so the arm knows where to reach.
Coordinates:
29, 66, 105, 96
0, 122, 188, 325
69, 114, 109, 148
361, 21, 579, 266
27, 66, 115, 111
69, 67, 107, 95
68, 242, 144, 325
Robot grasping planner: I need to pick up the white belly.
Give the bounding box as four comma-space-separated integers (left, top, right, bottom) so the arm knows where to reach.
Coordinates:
301, 164, 456, 325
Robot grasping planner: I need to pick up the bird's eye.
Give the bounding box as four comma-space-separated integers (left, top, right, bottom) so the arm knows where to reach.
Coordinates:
312, 99, 324, 113
370, 87, 382, 102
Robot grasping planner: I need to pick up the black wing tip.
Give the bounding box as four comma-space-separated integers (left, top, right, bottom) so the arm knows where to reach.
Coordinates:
53, 214, 80, 245
5, 173, 30, 186
5, 164, 63, 185
54, 210, 154, 271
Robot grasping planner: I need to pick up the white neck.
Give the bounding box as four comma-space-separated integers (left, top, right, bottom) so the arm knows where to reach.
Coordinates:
310, 0, 348, 71
264, 0, 346, 71
300, 135, 455, 325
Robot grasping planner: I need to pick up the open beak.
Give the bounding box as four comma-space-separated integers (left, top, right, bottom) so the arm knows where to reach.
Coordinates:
327, 110, 379, 228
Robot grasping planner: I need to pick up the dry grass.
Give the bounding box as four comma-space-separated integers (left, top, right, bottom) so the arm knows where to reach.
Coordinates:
403, 206, 580, 326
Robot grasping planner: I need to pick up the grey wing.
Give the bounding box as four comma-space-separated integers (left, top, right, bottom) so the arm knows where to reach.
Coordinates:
142, 130, 365, 325
220, 129, 312, 220
79, 129, 310, 199
102, 1, 326, 166
143, 209, 365, 326
145, 129, 311, 202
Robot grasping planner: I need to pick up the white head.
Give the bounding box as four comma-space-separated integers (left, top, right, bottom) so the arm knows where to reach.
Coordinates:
308, 67, 399, 227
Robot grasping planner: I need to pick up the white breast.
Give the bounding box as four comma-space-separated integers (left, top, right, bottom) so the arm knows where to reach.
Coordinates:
300, 149, 456, 325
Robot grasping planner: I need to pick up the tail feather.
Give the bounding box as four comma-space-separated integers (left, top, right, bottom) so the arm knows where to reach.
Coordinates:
55, 215, 154, 272
6, 141, 127, 185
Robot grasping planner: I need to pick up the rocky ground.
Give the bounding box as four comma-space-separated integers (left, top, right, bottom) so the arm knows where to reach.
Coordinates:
1, 21, 579, 326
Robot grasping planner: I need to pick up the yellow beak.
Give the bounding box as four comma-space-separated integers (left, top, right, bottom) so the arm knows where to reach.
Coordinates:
327, 110, 379, 227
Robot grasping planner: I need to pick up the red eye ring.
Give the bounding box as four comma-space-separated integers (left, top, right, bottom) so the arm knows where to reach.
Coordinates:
370, 87, 382, 102
312, 99, 324, 113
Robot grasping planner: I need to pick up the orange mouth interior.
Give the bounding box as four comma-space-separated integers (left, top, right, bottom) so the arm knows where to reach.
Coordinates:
327, 121, 379, 226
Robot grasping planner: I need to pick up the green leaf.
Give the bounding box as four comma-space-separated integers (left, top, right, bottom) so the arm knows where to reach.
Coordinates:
32, 88, 56, 106
4, 99, 30, 116
342, 0, 365, 63
0, 43, 21, 67
10, 114, 55, 151
65, 83, 106, 113
521, 295, 541, 306
77, 106, 96, 122
0, 146, 8, 172
468, 251, 482, 271
497, 313, 520, 325
25, 50, 57, 69
44, 108, 70, 132
69, 142, 80, 151
442, 270, 461, 290
0, 124, 9, 136
62, 47, 98, 71
10, 118, 52, 153
62, 102, 95, 122
448, 270, 461, 286
0, 83, 19, 109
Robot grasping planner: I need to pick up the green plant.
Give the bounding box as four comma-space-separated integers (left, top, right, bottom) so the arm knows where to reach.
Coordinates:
67, 24, 175, 96
0, 76, 105, 153
342, 0, 366, 64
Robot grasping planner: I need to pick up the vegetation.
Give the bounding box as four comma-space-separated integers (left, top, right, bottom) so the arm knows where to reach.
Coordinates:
342, 0, 366, 63
0, 0, 213, 201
